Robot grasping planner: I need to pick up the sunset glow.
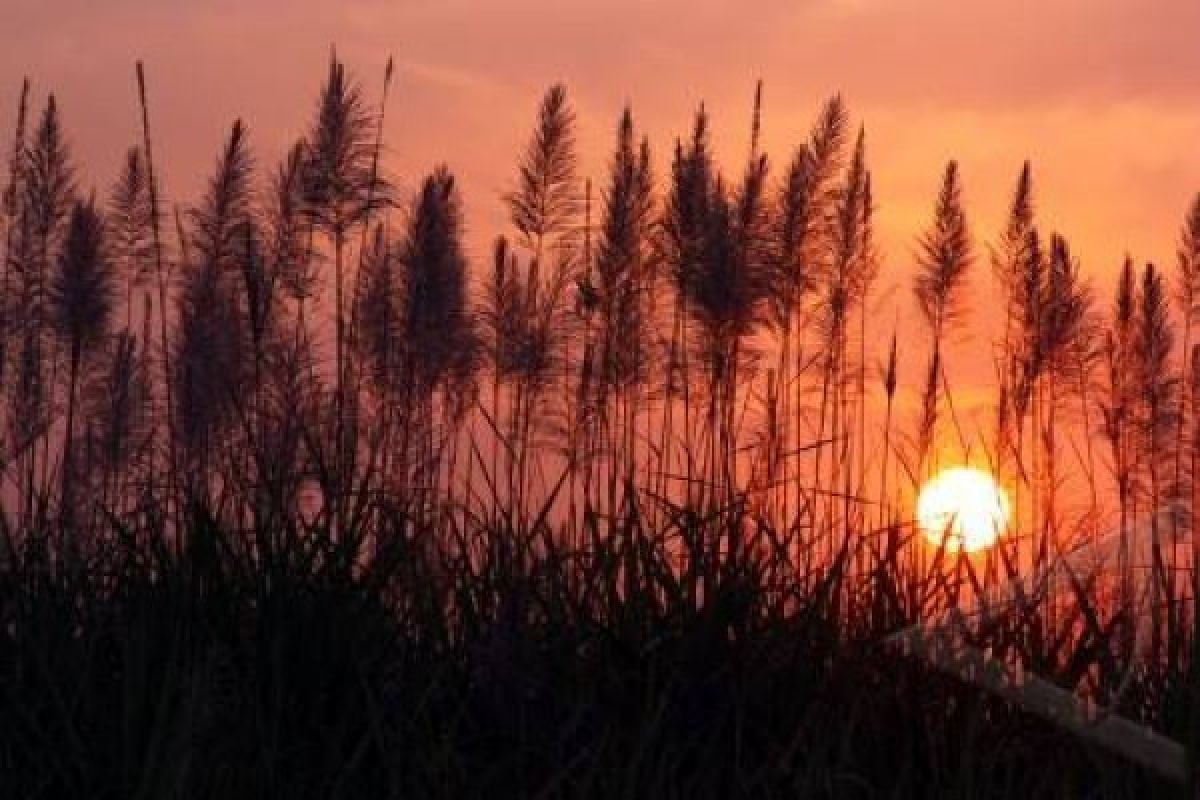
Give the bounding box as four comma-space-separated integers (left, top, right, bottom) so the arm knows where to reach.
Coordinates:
917, 467, 1009, 552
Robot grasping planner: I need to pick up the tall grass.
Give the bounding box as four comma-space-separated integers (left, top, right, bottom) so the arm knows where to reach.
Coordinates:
1, 60, 1199, 798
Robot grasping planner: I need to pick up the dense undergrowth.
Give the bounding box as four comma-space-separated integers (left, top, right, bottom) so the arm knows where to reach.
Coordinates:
1, 495, 1189, 799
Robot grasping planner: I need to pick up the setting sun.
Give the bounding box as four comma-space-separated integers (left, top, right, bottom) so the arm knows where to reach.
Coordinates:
916, 467, 1009, 552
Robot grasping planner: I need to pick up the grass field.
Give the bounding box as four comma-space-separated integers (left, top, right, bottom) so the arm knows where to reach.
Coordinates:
1, 56, 1199, 798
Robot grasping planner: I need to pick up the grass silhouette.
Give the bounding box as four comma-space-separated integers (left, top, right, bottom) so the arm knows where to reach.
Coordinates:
1, 57, 1199, 798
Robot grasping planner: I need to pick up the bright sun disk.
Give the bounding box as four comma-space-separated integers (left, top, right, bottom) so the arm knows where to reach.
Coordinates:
916, 467, 1009, 552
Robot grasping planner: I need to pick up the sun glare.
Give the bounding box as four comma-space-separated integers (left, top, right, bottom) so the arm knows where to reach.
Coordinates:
916, 467, 1009, 553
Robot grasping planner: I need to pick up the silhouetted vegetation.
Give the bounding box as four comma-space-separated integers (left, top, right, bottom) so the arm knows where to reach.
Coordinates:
2, 56, 1200, 798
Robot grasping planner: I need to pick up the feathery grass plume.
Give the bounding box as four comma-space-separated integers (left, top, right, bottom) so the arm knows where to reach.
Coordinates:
812, 126, 871, 518
1175, 195, 1200, 323
1174, 195, 1200, 339
108, 147, 154, 330
270, 141, 316, 302
23, 95, 76, 264
520, 259, 574, 491
21, 94, 78, 333
186, 120, 259, 386
354, 223, 405, 496
506, 84, 580, 284
22, 94, 77, 404
1, 78, 31, 397
1172, 195, 1200, 536
172, 121, 255, 489
992, 162, 1035, 474
265, 140, 322, 454
482, 230, 574, 514
391, 167, 480, 495
226, 213, 292, 522
994, 161, 1035, 320
914, 161, 972, 341
587, 107, 656, 492
356, 224, 399, 399
494, 85, 581, 515
232, 215, 280, 451
686, 159, 768, 490
1002, 225, 1047, 551
190, 120, 254, 275
1, 78, 30, 240
1036, 233, 1094, 534
346, 57, 397, 406
768, 95, 848, 522
1101, 256, 1138, 611
1010, 227, 1045, 427
172, 246, 245, 492
660, 107, 715, 415
480, 233, 519, 506
398, 167, 478, 398
11, 94, 76, 517
49, 198, 115, 362
1134, 261, 1174, 475
723, 92, 774, 480
1041, 235, 1093, 373
661, 100, 770, 498
591, 108, 656, 393
1134, 262, 1177, 664
771, 95, 847, 329
302, 51, 390, 482
482, 235, 523, 384
913, 160, 973, 472
303, 52, 387, 248
403, 170, 479, 436
49, 197, 115, 520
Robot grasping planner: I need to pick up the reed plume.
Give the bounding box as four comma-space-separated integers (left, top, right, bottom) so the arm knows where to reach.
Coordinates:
270, 141, 315, 303
108, 147, 154, 331
393, 167, 480, 494
913, 160, 973, 471
1101, 257, 1138, 611
506, 84, 580, 281
302, 52, 390, 494
586, 108, 656, 492
10, 94, 75, 518
771, 96, 848, 520
49, 197, 116, 522
493, 85, 581, 515
992, 162, 1036, 481
811, 127, 872, 518
0, 78, 31, 399
1134, 262, 1177, 664
1172, 195, 1200, 536
172, 120, 255, 487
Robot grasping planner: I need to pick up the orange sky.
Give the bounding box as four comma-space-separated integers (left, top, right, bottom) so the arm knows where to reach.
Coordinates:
3, 0, 1200, 380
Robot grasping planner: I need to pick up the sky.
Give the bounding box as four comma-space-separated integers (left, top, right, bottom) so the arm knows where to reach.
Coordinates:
2, 0, 1199, 378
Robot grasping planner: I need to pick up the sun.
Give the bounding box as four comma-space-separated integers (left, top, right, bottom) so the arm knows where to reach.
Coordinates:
916, 467, 1009, 552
